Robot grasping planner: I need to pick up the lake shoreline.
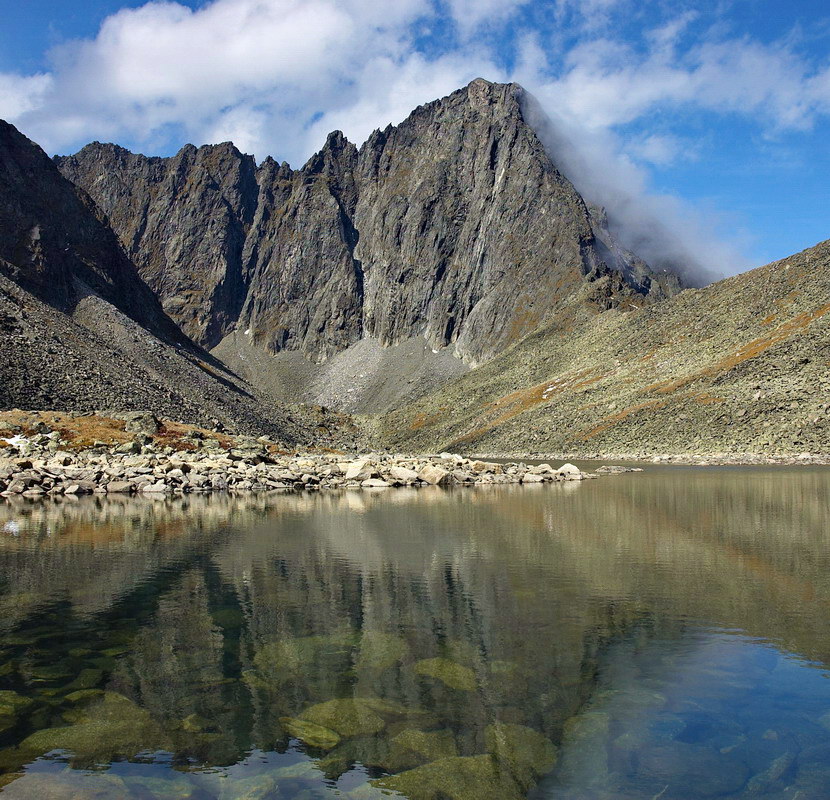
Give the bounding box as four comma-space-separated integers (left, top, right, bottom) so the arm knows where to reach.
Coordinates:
474, 451, 830, 466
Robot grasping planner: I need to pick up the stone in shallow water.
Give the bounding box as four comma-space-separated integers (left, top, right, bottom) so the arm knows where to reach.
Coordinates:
123, 773, 202, 799
0, 691, 33, 716
635, 742, 750, 798
0, 771, 131, 799
299, 698, 386, 738
279, 716, 342, 749
252, 631, 356, 686
386, 728, 459, 771
372, 754, 524, 800
63, 689, 104, 705
485, 722, 557, 790
59, 667, 103, 693
414, 657, 477, 691
218, 773, 278, 800
19, 691, 170, 761
315, 735, 394, 779
355, 631, 410, 672
554, 710, 611, 788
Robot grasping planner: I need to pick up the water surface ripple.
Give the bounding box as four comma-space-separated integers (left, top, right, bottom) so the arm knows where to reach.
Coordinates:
0, 466, 828, 798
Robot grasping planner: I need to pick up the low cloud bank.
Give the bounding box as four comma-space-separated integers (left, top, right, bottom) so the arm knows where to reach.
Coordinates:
522, 91, 749, 286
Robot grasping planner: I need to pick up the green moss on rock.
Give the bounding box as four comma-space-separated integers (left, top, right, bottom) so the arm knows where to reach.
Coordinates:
414, 658, 477, 691
372, 754, 524, 800
299, 698, 386, 738
0, 691, 33, 716
279, 716, 341, 749
19, 691, 170, 760
387, 728, 459, 771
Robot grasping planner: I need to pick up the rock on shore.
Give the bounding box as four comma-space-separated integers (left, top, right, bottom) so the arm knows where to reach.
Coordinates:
0, 414, 623, 499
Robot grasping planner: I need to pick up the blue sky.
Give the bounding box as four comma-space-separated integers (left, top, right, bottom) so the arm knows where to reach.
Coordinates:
0, 0, 828, 278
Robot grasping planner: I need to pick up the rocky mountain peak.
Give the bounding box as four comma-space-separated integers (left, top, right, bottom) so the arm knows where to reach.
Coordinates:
56, 80, 682, 377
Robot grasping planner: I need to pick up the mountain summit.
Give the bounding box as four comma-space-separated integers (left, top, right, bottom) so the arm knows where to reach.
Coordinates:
57, 80, 678, 399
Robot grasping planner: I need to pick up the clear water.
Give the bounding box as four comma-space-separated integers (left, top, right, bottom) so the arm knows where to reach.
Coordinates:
0, 466, 829, 799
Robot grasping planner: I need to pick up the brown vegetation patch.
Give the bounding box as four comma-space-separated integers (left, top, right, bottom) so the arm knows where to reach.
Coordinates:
643, 302, 830, 396
571, 399, 670, 442
447, 369, 604, 447
0, 410, 235, 452
410, 410, 446, 431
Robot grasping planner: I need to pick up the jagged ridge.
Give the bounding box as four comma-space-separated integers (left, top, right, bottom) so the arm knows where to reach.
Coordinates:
57, 79, 679, 369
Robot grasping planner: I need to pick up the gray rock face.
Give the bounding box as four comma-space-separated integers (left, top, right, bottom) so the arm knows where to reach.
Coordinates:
57, 79, 679, 365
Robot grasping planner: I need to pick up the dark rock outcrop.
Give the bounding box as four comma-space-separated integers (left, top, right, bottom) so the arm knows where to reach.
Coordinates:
58, 79, 680, 366
0, 120, 186, 347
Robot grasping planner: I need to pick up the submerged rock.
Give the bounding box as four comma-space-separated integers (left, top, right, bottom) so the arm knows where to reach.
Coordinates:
414, 657, 477, 691
299, 698, 386, 738
252, 631, 356, 686
372, 754, 524, 800
387, 728, 459, 771
485, 722, 557, 790
279, 716, 341, 749
355, 631, 410, 672
19, 691, 169, 761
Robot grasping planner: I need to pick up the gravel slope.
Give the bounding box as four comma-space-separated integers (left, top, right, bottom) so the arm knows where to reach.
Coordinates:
378, 239, 830, 459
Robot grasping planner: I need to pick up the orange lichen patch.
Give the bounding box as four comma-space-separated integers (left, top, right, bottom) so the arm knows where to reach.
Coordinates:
570, 399, 669, 442
447, 369, 604, 447
644, 302, 830, 396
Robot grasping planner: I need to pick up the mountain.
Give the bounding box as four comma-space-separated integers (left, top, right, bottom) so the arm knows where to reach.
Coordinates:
57, 79, 679, 412
380, 238, 830, 458
0, 120, 356, 446
6, 78, 828, 460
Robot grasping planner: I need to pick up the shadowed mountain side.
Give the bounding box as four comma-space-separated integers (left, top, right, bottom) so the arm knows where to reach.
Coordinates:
379, 238, 830, 458
0, 273, 355, 444
0, 121, 188, 349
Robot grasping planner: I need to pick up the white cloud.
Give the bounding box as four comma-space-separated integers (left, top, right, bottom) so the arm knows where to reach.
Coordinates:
0, 73, 53, 120
3, 0, 438, 163
628, 133, 689, 166
522, 93, 750, 282
446, 0, 530, 36
1, 1, 828, 279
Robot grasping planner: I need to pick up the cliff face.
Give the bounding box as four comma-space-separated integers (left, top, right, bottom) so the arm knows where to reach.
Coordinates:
0, 120, 186, 347
58, 80, 678, 364
0, 119, 358, 445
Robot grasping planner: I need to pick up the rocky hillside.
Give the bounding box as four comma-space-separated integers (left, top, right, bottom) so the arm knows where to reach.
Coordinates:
379, 239, 830, 459
57, 80, 678, 375
0, 120, 359, 447
6, 78, 828, 460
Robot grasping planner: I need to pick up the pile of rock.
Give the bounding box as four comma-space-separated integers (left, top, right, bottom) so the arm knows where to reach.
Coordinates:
0, 439, 613, 498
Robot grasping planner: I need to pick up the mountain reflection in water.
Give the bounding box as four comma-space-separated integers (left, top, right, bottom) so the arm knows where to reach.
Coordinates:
0, 467, 828, 799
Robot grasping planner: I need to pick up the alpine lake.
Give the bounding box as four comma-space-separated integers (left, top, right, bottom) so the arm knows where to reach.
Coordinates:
0, 464, 829, 800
